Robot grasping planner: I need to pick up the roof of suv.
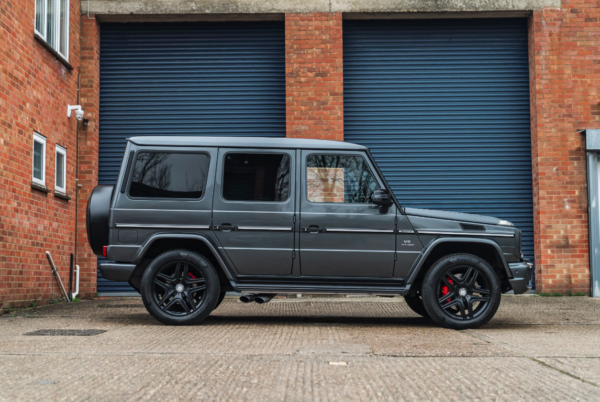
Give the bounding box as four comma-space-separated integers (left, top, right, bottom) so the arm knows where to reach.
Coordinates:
128, 136, 367, 151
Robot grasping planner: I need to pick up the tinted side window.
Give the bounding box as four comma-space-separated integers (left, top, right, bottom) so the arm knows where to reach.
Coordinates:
129, 152, 209, 199
223, 153, 290, 202
306, 154, 379, 203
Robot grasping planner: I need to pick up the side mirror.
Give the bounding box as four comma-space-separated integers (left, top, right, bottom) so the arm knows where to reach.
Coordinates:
373, 189, 393, 213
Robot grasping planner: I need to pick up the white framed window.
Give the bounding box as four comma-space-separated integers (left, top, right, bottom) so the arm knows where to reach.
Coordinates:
32, 132, 47, 186
35, 0, 69, 60
55, 145, 67, 193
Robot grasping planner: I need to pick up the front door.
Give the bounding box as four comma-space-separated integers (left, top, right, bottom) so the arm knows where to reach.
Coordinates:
299, 150, 396, 277
212, 148, 295, 276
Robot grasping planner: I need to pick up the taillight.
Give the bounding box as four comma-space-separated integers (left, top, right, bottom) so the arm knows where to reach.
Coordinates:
102, 246, 107, 258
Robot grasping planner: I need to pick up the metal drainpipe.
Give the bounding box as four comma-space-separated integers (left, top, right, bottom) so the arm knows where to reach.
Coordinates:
87, 0, 96, 19
74, 67, 81, 297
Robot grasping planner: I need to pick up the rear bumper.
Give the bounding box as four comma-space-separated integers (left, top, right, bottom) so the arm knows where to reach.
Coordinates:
507, 261, 534, 294
99, 263, 136, 282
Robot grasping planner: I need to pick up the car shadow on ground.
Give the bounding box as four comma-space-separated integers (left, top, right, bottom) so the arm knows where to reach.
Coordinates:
96, 312, 435, 328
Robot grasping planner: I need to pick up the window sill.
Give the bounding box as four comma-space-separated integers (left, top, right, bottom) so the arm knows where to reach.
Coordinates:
34, 33, 74, 71
54, 191, 71, 201
31, 181, 51, 194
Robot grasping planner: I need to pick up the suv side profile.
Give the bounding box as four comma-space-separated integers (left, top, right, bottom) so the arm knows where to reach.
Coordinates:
87, 137, 533, 329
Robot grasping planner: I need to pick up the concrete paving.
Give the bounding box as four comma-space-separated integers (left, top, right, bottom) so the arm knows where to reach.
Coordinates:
0, 295, 599, 401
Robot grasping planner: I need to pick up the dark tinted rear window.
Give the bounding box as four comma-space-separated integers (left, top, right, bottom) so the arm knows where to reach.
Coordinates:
129, 152, 209, 199
223, 153, 290, 202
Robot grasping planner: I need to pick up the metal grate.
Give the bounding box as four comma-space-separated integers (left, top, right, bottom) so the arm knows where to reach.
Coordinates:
25, 329, 107, 336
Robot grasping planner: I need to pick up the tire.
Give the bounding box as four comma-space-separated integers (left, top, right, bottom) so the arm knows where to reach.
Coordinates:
214, 292, 226, 310
403, 293, 429, 318
421, 253, 501, 330
140, 249, 220, 325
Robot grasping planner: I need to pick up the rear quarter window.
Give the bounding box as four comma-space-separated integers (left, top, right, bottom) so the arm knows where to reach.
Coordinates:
129, 152, 210, 199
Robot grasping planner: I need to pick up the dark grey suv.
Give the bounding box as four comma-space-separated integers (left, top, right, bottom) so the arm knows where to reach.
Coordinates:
87, 137, 533, 329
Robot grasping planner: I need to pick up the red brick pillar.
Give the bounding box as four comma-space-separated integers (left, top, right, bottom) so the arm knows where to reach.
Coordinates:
77, 15, 101, 297
285, 13, 344, 141
528, 1, 600, 294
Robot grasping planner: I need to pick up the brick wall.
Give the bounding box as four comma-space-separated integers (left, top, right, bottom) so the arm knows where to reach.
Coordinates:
77, 15, 101, 298
1, 5, 598, 300
285, 13, 344, 141
0, 0, 84, 308
529, 1, 600, 294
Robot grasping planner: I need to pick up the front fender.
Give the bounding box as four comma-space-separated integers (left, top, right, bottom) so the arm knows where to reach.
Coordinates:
405, 237, 512, 286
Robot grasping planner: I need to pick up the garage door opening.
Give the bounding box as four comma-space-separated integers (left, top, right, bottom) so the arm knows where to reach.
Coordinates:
344, 18, 534, 266
98, 21, 286, 294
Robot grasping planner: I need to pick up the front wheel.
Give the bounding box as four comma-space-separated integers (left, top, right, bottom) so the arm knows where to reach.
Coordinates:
403, 293, 429, 318
421, 253, 501, 330
141, 250, 220, 325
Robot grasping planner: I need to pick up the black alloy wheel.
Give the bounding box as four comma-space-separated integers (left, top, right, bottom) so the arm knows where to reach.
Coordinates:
422, 253, 501, 330
436, 265, 491, 321
152, 261, 206, 316
141, 250, 219, 325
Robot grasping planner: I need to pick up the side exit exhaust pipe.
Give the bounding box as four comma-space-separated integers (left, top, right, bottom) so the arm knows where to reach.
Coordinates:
254, 294, 276, 304
240, 295, 257, 303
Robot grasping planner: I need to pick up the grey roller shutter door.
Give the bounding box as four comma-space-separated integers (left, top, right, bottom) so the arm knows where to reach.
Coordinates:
344, 19, 534, 263
98, 22, 285, 294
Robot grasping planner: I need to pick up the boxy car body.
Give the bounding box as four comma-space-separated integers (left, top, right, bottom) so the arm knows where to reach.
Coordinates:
87, 137, 533, 329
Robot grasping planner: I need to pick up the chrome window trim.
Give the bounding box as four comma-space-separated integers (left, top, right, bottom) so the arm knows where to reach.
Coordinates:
302, 249, 395, 253
113, 208, 211, 213
324, 228, 394, 234
213, 210, 293, 214
221, 247, 294, 251
115, 224, 210, 229
301, 212, 376, 216
237, 226, 292, 232
416, 230, 514, 238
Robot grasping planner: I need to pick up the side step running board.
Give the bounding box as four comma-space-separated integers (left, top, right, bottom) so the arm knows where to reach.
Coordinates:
236, 284, 407, 295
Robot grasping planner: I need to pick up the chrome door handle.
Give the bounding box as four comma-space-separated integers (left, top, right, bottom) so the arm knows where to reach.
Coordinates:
302, 226, 323, 233
214, 224, 237, 231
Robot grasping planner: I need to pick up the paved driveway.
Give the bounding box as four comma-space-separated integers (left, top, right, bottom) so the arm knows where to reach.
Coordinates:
1, 296, 599, 401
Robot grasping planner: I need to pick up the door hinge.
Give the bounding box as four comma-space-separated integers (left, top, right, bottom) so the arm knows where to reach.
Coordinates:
292, 250, 295, 259
394, 253, 397, 261
293, 214, 296, 224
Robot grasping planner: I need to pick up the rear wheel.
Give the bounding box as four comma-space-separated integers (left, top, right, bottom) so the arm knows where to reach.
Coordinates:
141, 250, 220, 325
214, 292, 226, 310
421, 253, 501, 330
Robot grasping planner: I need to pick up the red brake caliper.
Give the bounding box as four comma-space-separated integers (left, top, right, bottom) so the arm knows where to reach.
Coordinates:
441, 278, 453, 302
189, 273, 196, 279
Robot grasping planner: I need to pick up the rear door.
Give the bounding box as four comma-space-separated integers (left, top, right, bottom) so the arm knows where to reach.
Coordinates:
299, 150, 396, 277
212, 148, 295, 276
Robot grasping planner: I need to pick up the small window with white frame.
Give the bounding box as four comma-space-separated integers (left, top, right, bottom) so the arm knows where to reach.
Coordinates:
32, 132, 47, 186
35, 0, 69, 60
55, 145, 67, 194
